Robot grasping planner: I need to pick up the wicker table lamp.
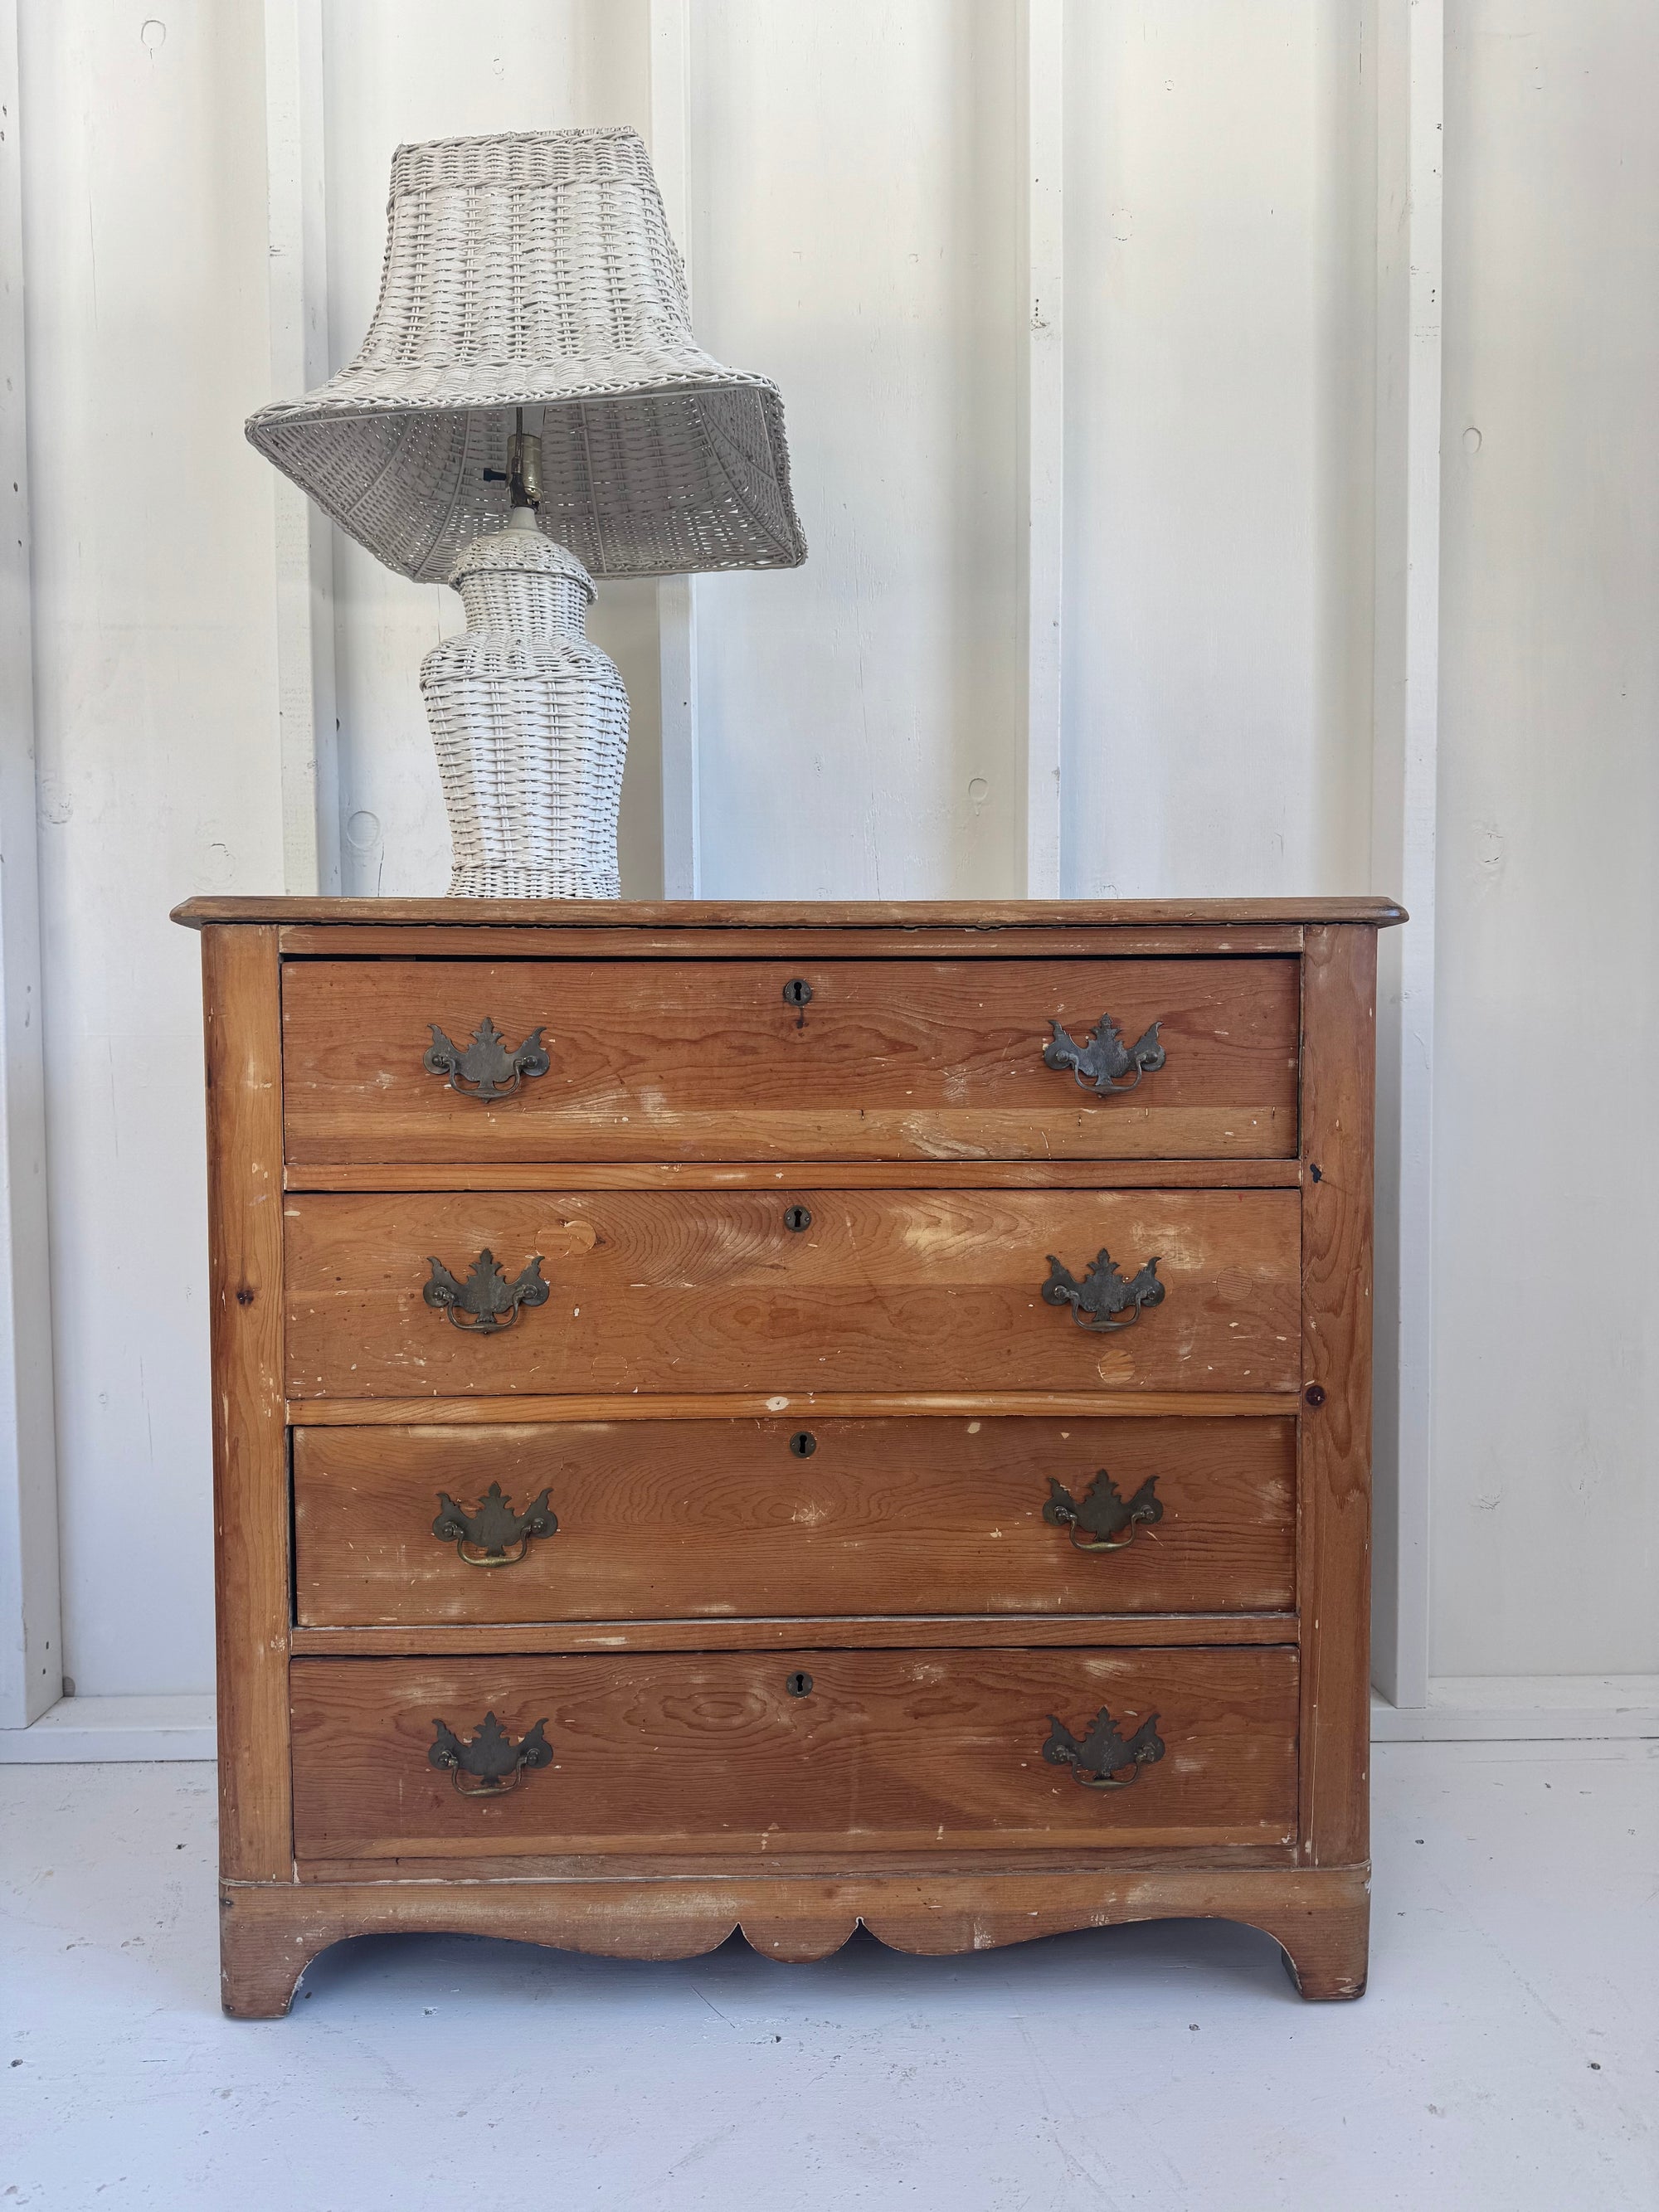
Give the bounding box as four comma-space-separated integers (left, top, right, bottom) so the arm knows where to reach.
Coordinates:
246, 129, 806, 896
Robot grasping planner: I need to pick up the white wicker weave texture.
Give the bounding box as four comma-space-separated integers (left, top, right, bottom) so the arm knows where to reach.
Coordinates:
421, 523, 627, 898
245, 129, 806, 586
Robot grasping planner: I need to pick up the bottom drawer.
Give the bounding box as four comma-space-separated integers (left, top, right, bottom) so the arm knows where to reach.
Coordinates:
289, 1647, 1298, 1862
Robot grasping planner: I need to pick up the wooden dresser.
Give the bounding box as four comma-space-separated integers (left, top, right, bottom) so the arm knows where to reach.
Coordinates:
173, 895, 1403, 2015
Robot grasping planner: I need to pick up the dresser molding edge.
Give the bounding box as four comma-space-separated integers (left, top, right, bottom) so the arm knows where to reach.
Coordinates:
289, 1615, 1301, 1655
285, 1159, 1308, 1194
173, 893, 1406, 930
275, 924, 1311, 958
286, 1391, 1305, 1427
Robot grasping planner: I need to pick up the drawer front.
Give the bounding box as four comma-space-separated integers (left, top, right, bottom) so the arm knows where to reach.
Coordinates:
283, 1189, 1301, 1398
281, 957, 1299, 1164
289, 1647, 1299, 1861
294, 1416, 1297, 1626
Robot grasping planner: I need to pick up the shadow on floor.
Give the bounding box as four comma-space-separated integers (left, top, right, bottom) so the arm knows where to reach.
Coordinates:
285, 1913, 1299, 2019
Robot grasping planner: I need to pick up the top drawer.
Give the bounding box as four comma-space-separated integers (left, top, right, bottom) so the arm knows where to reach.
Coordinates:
282, 957, 1299, 1164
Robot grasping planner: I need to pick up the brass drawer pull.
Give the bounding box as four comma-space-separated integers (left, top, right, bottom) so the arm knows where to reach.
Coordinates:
1044, 1471, 1162, 1551
1041, 1248, 1164, 1332
432, 1481, 557, 1567
1043, 1705, 1165, 1791
423, 1248, 549, 1334
1043, 1014, 1165, 1095
424, 1018, 551, 1101
428, 1713, 552, 1798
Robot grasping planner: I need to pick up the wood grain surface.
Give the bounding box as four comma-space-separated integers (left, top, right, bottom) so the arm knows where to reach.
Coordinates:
218, 1863, 1370, 2015
288, 1646, 1299, 1862
183, 902, 1391, 2018
1297, 926, 1377, 1869
282, 1187, 1302, 1398
281, 957, 1300, 1164
293, 1415, 1297, 1626
202, 926, 291, 1879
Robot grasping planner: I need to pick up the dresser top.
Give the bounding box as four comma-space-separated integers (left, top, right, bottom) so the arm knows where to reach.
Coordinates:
172, 895, 1405, 931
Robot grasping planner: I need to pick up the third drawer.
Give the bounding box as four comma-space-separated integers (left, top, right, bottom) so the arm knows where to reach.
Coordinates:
294, 1414, 1297, 1626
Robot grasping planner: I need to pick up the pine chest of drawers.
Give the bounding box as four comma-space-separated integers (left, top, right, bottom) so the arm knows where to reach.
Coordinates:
174, 894, 1403, 2015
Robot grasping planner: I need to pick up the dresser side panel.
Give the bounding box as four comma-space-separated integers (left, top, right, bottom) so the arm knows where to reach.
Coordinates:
203, 925, 292, 1879
1297, 925, 1378, 1868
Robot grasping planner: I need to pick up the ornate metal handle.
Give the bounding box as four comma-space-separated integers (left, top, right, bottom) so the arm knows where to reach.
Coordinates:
1041, 1248, 1165, 1332
424, 1018, 550, 1101
432, 1482, 557, 1567
1043, 1705, 1165, 1790
423, 1248, 549, 1334
1043, 1014, 1165, 1095
429, 1713, 552, 1798
1044, 1471, 1163, 1551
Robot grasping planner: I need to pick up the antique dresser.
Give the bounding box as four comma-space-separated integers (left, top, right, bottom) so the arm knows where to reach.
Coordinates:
173, 895, 1403, 2015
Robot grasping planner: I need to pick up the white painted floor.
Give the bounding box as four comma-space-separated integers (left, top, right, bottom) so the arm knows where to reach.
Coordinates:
2, 1741, 1654, 2212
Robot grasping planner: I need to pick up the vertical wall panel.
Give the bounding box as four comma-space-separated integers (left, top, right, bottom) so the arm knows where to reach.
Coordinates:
0, 0, 61, 1725
21, 0, 280, 1694
688, 0, 1024, 898
1017, 0, 1067, 896
263, 0, 341, 897
1434, 2, 1659, 1675
1060, 2, 1374, 898
1368, 0, 1440, 1708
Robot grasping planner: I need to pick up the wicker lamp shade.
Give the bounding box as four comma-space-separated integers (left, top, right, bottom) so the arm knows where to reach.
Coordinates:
244, 127, 805, 899
245, 129, 806, 585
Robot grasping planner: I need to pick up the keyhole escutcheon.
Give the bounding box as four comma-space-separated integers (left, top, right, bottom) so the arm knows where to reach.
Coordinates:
786, 1670, 814, 1699
784, 1204, 812, 1233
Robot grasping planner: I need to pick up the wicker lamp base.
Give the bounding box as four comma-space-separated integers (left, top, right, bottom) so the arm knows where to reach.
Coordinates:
420, 515, 628, 899
445, 861, 619, 899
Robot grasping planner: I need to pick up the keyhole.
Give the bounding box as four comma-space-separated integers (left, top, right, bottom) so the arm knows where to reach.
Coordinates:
784, 1204, 812, 1233
788, 1431, 817, 1458
786, 1670, 814, 1698
782, 977, 813, 1029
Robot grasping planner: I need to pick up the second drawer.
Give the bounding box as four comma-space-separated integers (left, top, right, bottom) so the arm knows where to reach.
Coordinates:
283, 1188, 1302, 1397
294, 1415, 1297, 1626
